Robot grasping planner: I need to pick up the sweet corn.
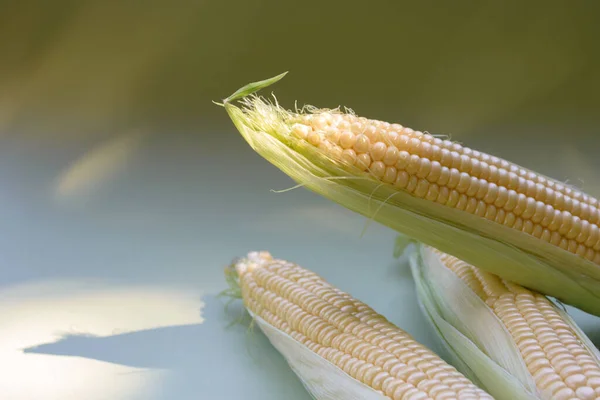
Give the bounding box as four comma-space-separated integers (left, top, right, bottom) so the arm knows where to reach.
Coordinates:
228, 250, 494, 400
291, 114, 600, 262
221, 73, 600, 316
409, 243, 600, 400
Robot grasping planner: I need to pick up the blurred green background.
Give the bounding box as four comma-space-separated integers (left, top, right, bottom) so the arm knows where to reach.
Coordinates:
1, 1, 598, 131
1, 0, 599, 192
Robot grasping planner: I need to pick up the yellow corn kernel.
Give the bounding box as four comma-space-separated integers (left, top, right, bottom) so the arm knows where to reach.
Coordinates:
288, 115, 600, 261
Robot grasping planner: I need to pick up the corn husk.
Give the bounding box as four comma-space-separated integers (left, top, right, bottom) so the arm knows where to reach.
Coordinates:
249, 311, 389, 400
407, 242, 600, 400
220, 73, 600, 317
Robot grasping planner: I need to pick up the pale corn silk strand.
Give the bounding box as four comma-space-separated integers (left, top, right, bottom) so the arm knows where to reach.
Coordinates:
232, 251, 494, 400
428, 247, 600, 400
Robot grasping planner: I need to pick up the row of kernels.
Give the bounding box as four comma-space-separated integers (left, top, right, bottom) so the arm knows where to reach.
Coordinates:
244, 263, 491, 399
303, 111, 598, 216
251, 299, 429, 400
252, 290, 456, 398
300, 115, 600, 227
435, 251, 600, 399
307, 111, 599, 211
512, 295, 600, 396
379, 157, 600, 260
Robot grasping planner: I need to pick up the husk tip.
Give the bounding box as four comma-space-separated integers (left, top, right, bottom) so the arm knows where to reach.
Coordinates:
223, 71, 289, 105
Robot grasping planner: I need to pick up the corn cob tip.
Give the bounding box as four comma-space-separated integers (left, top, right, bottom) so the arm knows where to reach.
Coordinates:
230, 251, 274, 276
223, 252, 275, 300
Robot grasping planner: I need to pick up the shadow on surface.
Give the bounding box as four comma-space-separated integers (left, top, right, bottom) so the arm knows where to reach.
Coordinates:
23, 295, 311, 400
586, 326, 600, 349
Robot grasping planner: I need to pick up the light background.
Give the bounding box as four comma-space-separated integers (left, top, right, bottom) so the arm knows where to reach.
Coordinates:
0, 1, 599, 399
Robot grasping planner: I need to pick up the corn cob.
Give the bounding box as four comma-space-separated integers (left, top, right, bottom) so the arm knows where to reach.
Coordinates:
228, 250, 494, 400
220, 73, 600, 316
408, 243, 600, 400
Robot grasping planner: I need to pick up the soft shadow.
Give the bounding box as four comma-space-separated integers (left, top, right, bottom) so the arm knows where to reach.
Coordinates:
390, 252, 414, 281
585, 326, 600, 350
24, 295, 311, 400
382, 256, 445, 357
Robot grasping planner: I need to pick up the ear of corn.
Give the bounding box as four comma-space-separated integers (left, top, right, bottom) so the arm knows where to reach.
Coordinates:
408, 242, 600, 400
221, 74, 600, 317
227, 251, 494, 400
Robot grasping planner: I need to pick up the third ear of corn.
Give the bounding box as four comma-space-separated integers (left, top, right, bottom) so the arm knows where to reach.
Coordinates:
220, 73, 600, 317
408, 243, 600, 400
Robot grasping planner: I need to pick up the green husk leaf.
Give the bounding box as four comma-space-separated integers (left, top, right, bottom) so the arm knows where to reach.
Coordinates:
223, 71, 288, 104
221, 75, 600, 316
393, 234, 415, 259
408, 245, 540, 400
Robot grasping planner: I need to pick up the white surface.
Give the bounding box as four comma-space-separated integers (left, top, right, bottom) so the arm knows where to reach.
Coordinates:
1, 130, 598, 399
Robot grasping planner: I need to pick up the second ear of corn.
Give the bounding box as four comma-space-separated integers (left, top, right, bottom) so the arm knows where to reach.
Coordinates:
408, 243, 600, 400
228, 251, 494, 400
221, 73, 600, 317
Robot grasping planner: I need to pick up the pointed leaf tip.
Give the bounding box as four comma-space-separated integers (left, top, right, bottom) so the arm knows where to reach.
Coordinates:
223, 71, 289, 104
